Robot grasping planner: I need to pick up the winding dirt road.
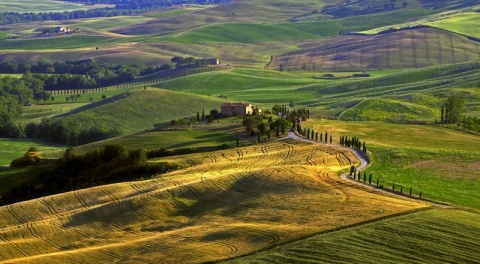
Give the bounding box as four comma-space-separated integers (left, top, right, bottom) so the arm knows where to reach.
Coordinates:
284, 130, 451, 208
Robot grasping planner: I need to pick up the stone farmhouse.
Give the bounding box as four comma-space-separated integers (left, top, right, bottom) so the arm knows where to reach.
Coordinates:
221, 102, 261, 116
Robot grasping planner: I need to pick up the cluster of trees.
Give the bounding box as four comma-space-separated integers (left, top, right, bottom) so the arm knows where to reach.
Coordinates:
242, 113, 290, 142
0, 76, 34, 137
460, 116, 480, 132
340, 136, 367, 154
24, 117, 122, 146
0, 0, 231, 26
440, 94, 465, 124
10, 147, 42, 167
0, 145, 180, 206
170, 57, 213, 67
0, 60, 173, 90
298, 126, 333, 144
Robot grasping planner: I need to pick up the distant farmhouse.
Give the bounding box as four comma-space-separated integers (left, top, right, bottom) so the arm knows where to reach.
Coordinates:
221, 102, 261, 116
54, 27, 71, 33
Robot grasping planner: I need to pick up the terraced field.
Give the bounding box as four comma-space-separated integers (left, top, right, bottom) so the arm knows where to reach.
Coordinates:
0, 139, 428, 263
269, 26, 480, 71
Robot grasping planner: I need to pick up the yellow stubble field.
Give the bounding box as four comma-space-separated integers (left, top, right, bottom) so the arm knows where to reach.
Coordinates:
0, 139, 429, 263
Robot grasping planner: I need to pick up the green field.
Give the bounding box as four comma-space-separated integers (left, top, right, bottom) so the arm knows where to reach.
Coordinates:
1, 0, 480, 262
73, 126, 240, 155
57, 88, 225, 134
304, 119, 480, 208
0, 138, 64, 166
0, 0, 88, 13
227, 209, 480, 263
360, 7, 480, 38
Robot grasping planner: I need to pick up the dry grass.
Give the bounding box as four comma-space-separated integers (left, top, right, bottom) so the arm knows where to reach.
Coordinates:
0, 139, 427, 263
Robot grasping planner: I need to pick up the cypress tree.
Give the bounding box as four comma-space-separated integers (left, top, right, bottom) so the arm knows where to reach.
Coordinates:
376, 179, 379, 187
197, 112, 200, 122
409, 187, 412, 196
330, 135, 332, 144
276, 126, 280, 137
325, 132, 328, 143
368, 173, 372, 185
201, 109, 205, 121
316, 132, 318, 141
320, 133, 323, 142
363, 172, 366, 182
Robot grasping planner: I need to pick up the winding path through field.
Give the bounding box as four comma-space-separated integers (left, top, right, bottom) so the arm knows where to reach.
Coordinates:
284, 130, 451, 208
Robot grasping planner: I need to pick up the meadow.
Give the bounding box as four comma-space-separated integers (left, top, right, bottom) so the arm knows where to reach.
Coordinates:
226, 208, 480, 263
0, 139, 428, 263
0, 0, 88, 13
56, 88, 225, 134
0, 138, 64, 166
360, 7, 480, 38
303, 119, 480, 208
1, 0, 480, 262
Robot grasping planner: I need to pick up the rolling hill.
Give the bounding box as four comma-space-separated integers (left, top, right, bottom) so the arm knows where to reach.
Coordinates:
0, 139, 428, 263
55, 88, 225, 134
268, 26, 480, 71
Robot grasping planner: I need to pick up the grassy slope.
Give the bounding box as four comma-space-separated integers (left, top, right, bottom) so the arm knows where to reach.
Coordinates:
0, 138, 65, 166
73, 129, 237, 155
0, 0, 88, 13
269, 26, 480, 71
360, 6, 480, 37
303, 119, 480, 208
155, 65, 480, 120
226, 208, 480, 263
0, 140, 427, 263
57, 88, 225, 134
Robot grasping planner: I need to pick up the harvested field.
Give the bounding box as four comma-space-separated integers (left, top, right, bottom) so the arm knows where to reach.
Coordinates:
0, 139, 427, 263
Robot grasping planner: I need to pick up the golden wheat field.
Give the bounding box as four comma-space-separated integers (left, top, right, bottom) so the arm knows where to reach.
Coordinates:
0, 139, 429, 263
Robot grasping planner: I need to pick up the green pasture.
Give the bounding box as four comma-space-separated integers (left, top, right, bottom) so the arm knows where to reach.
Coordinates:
339, 98, 438, 121
0, 138, 64, 166
0, 35, 130, 50
306, 120, 480, 208
227, 209, 480, 263
144, 6, 210, 19
163, 23, 332, 44
0, 0, 87, 13
19, 103, 88, 124
65, 16, 154, 31
58, 88, 225, 134
73, 129, 237, 155
428, 12, 480, 38
360, 8, 480, 38
154, 68, 323, 103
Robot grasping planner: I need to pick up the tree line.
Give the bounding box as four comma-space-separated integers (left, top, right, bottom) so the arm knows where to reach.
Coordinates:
0, 60, 173, 90
0, 145, 180, 206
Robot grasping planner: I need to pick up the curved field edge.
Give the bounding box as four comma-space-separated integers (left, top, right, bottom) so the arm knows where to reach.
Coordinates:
0, 140, 428, 263
224, 208, 480, 263
303, 119, 480, 209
